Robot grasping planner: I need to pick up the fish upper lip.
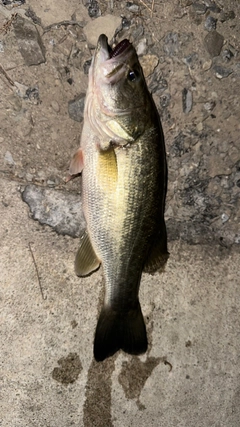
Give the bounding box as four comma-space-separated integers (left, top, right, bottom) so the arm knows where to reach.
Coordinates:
97, 34, 110, 58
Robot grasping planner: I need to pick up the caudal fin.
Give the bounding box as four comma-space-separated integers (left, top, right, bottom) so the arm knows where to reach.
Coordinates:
94, 302, 148, 362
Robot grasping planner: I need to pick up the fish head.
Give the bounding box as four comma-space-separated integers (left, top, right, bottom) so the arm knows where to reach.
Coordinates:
87, 34, 153, 146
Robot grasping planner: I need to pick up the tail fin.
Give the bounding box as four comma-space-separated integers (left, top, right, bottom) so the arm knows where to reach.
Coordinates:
94, 302, 148, 362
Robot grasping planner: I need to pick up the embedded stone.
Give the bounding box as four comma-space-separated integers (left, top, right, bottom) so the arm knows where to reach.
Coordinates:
13, 15, 45, 65
204, 30, 224, 57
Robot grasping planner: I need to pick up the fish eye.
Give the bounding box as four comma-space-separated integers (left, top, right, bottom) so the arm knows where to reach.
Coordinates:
127, 69, 139, 82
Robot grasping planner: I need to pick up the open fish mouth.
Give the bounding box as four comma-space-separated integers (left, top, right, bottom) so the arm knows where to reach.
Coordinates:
97, 34, 132, 60
109, 39, 132, 58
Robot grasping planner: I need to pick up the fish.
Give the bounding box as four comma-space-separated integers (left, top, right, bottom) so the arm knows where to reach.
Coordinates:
69, 34, 168, 362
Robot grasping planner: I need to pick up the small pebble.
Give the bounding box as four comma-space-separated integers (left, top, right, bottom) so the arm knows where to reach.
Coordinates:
140, 55, 159, 77
228, 147, 239, 164
126, 2, 139, 13
87, 0, 101, 18
149, 76, 168, 94
68, 93, 85, 122
14, 82, 29, 98
160, 93, 171, 109
208, 156, 231, 177
204, 15, 217, 31
202, 59, 212, 71
219, 141, 229, 154
131, 25, 144, 40
236, 160, 240, 172
25, 87, 40, 103
47, 176, 59, 187
234, 234, 240, 244
83, 59, 92, 75
136, 39, 147, 56
192, 2, 207, 15
8, 94, 22, 112
13, 15, 46, 66
184, 52, 198, 69
164, 32, 179, 57
35, 170, 46, 183
219, 10, 235, 23
122, 17, 131, 29
51, 101, 60, 113
222, 49, 234, 62
221, 213, 229, 224
204, 30, 224, 57
182, 88, 193, 114
213, 65, 233, 79
204, 1, 221, 13
173, 6, 188, 19
4, 151, 15, 165
26, 173, 33, 182
203, 100, 216, 111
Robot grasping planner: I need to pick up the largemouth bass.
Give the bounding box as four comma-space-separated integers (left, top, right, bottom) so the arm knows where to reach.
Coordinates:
69, 34, 168, 362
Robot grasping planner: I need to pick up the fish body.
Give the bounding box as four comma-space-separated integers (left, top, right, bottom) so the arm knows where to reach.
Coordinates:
70, 35, 168, 361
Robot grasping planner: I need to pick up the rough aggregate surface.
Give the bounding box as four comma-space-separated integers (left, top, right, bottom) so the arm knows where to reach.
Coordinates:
0, 0, 239, 426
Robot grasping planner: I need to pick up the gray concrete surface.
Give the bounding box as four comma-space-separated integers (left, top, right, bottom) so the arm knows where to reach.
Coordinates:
0, 0, 240, 426
1, 177, 239, 426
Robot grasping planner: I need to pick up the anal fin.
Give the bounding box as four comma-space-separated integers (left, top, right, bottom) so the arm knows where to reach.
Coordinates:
75, 230, 101, 277
144, 220, 169, 274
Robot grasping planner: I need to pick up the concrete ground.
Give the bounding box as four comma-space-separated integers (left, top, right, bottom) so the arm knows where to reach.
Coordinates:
1, 177, 239, 426
0, 0, 240, 426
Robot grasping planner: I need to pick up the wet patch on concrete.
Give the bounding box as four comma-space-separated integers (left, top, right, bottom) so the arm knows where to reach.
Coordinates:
83, 277, 115, 427
118, 356, 162, 409
83, 357, 115, 427
52, 352, 82, 385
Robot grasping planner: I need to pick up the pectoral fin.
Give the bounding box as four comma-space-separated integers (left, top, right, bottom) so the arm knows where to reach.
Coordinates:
69, 147, 84, 175
144, 220, 169, 274
75, 230, 101, 277
66, 148, 84, 182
